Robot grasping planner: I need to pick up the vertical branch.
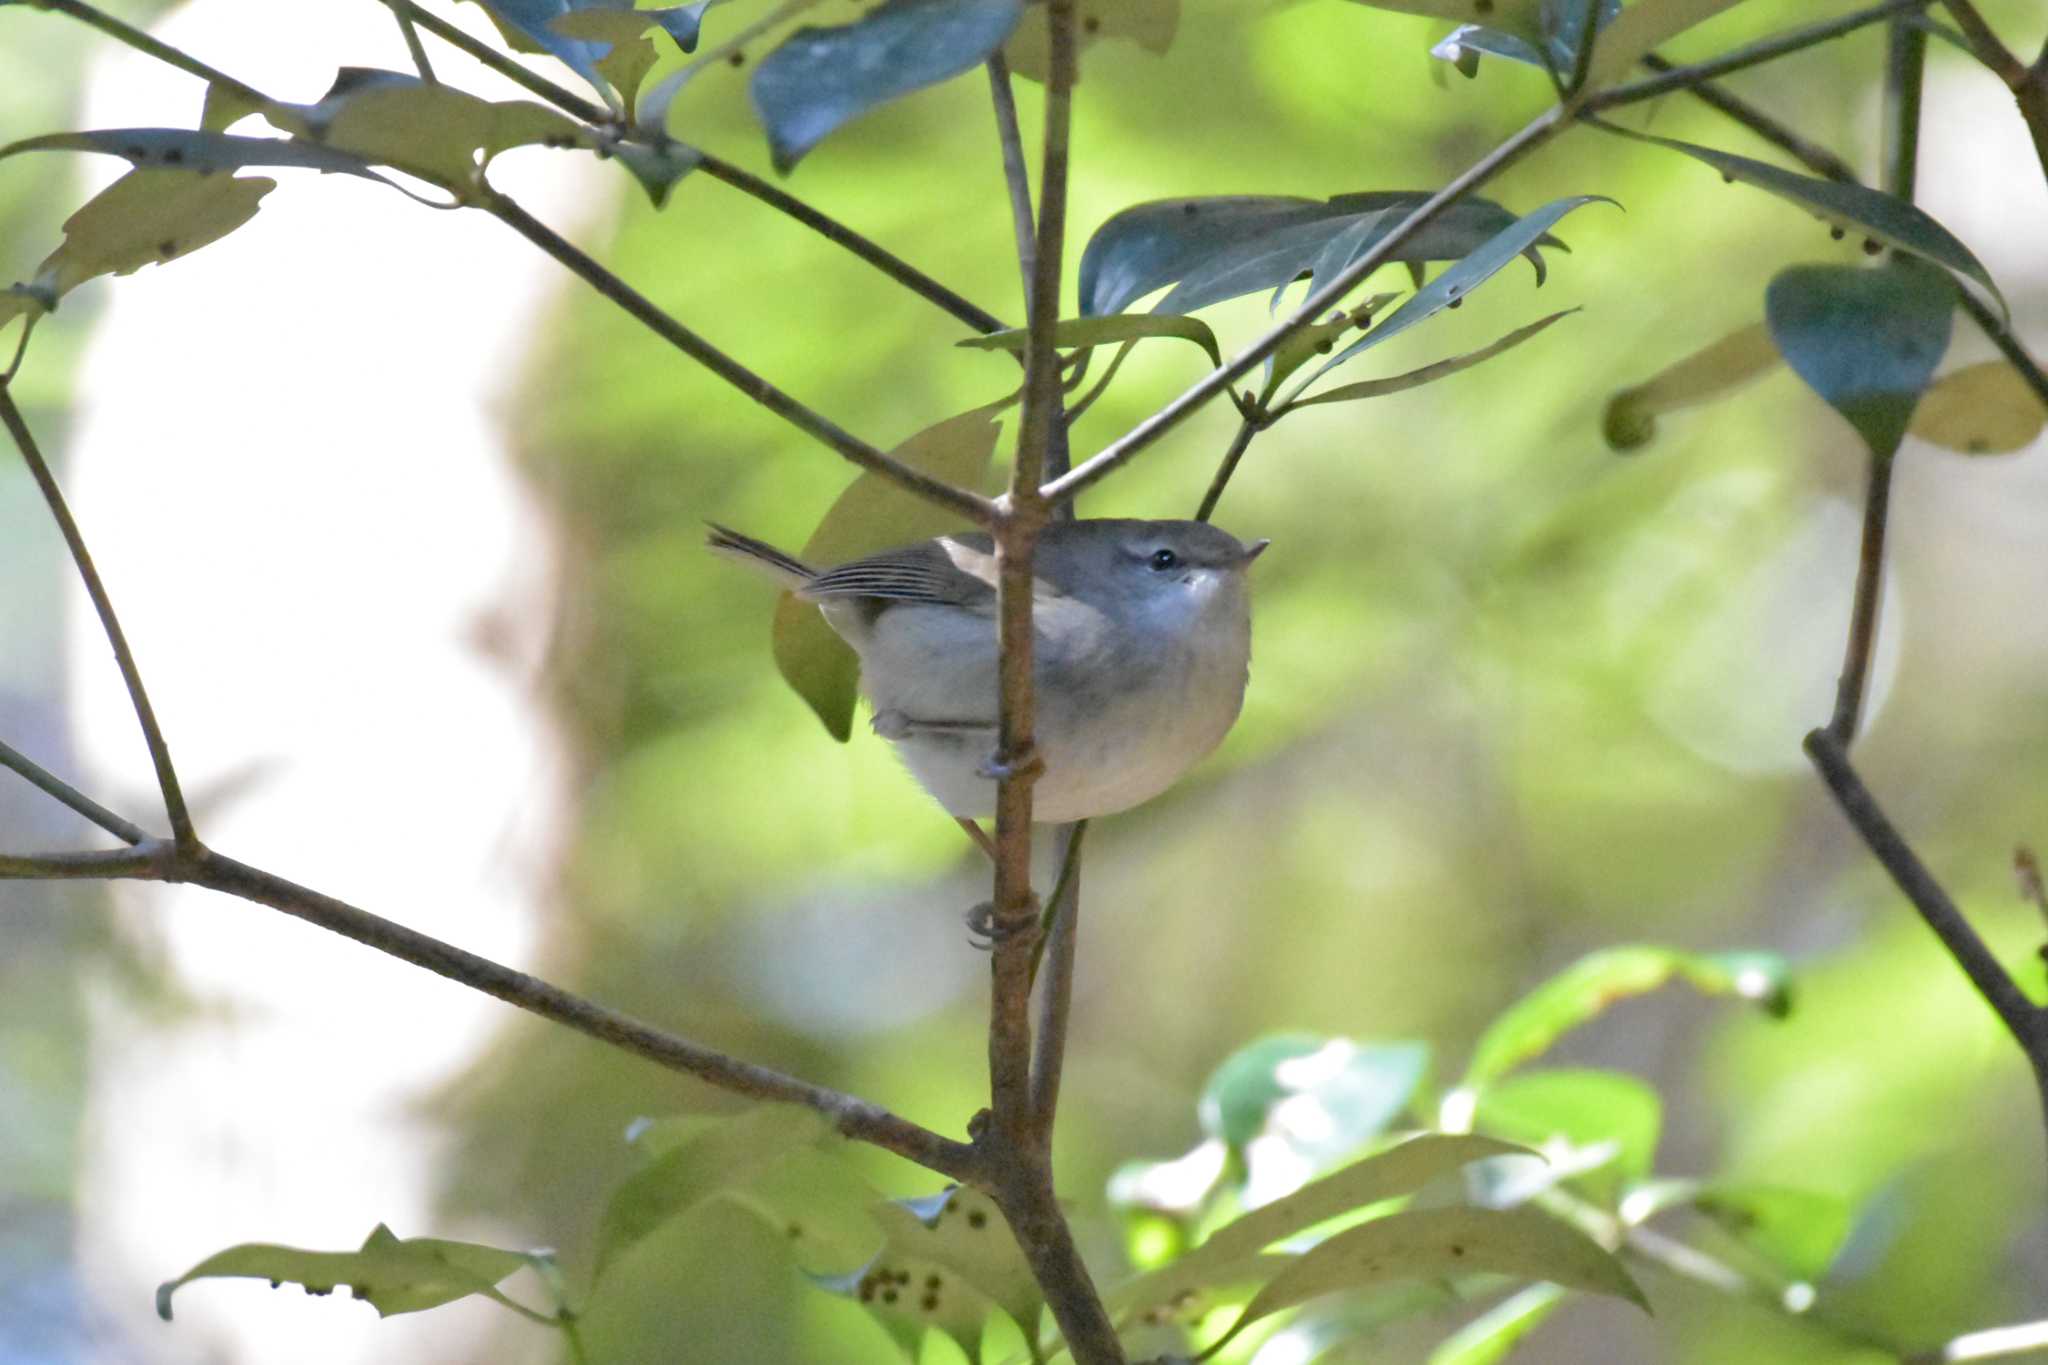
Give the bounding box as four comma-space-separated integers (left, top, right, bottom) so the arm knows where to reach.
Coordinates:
1884, 17, 1927, 199
987, 52, 1039, 316
1827, 454, 1893, 743
1029, 819, 1087, 1128
1194, 417, 1262, 523
0, 384, 197, 850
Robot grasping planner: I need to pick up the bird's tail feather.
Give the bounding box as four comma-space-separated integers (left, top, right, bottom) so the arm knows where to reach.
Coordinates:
705, 523, 816, 589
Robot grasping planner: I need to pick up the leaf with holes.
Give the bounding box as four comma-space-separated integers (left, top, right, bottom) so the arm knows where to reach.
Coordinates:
1463, 945, 1790, 1088
1909, 359, 2047, 455
1603, 320, 1780, 451
158, 1225, 541, 1321
751, 0, 1025, 173
1285, 309, 1575, 412
1291, 195, 1613, 397
957, 313, 1221, 368
1003, 0, 1178, 80
1079, 194, 1563, 319
1605, 126, 2004, 316
1428, 1282, 1568, 1364
1766, 260, 1956, 460
770, 404, 1005, 740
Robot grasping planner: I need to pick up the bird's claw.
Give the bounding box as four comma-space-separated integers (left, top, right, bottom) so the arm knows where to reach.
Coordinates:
964, 898, 1040, 951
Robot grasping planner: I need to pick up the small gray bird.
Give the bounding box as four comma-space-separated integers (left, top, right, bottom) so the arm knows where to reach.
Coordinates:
708, 518, 1267, 823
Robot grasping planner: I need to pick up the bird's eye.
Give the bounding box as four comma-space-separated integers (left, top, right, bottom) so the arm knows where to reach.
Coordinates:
1148, 548, 1180, 572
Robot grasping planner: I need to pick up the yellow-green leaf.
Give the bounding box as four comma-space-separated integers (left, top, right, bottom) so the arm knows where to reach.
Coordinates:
1583, 0, 1748, 90
1004, 0, 1178, 81
957, 312, 1221, 368
37, 168, 272, 299
1603, 320, 1779, 450
157, 1224, 537, 1321
1909, 359, 2047, 455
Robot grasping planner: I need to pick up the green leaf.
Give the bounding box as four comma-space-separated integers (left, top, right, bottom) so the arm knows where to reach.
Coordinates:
1285, 309, 1575, 411
1475, 1069, 1661, 1187
1078, 194, 1562, 318
1003, 0, 1178, 80
157, 1224, 538, 1321
1602, 126, 2005, 314
594, 1105, 831, 1274
751, 0, 1026, 173
1582, 0, 1748, 89
1431, 0, 1619, 77
1292, 196, 1614, 396
201, 82, 267, 133
1212, 1206, 1645, 1350
1602, 320, 1780, 451
1624, 1180, 1851, 1282
771, 404, 1005, 739
1341, 0, 1546, 46
35, 168, 272, 301
461, 0, 708, 99
1463, 945, 1790, 1087
1427, 1282, 1568, 1365
1765, 260, 1956, 461
1198, 1035, 1429, 1155
606, 137, 705, 207
1908, 359, 2047, 455
957, 312, 1221, 367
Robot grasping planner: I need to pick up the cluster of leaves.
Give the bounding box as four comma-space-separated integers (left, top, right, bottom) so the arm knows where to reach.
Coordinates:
156, 944, 1845, 1364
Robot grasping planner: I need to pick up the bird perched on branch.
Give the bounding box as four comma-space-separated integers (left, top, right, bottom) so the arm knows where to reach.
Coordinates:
710, 518, 1267, 823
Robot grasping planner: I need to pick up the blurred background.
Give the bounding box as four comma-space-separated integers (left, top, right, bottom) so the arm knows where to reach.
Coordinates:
2, 0, 2046, 1361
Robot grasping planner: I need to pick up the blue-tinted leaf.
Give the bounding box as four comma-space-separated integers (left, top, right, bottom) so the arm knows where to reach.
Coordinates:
0, 127, 392, 184
158, 1224, 539, 1321
608, 137, 704, 207
1765, 260, 1956, 460
1079, 193, 1561, 318
1292, 195, 1614, 396
551, 5, 711, 105
1431, 0, 1619, 77
1427, 1283, 1568, 1365
1199, 1035, 1429, 1157
751, 0, 1025, 173
1284, 310, 1575, 411
462, 0, 707, 98
1605, 126, 2005, 315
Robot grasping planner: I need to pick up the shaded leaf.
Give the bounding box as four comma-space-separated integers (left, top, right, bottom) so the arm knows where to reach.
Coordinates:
1105, 1251, 1296, 1330
1079, 194, 1561, 319
1263, 292, 1402, 397
1199, 1035, 1429, 1155
37, 168, 272, 300
1909, 359, 2047, 455
1765, 260, 1956, 461
1213, 1206, 1645, 1350
716, 1146, 890, 1275
958, 312, 1221, 367
1004, 0, 1178, 80
1475, 1070, 1661, 1190
1463, 945, 1790, 1087
606, 137, 705, 207
594, 1105, 830, 1274
1293, 196, 1614, 394
751, 0, 1025, 173
1582, 0, 1746, 89
0, 127, 392, 183
1285, 309, 1575, 411
158, 1224, 536, 1321
1604, 126, 2004, 314
1431, 0, 1619, 78
462, 0, 707, 98
771, 404, 1005, 739
1427, 1282, 1568, 1365
816, 1186, 1039, 1358
1603, 320, 1779, 451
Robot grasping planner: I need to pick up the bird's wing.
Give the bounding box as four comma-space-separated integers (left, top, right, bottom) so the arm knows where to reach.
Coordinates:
802, 534, 1000, 610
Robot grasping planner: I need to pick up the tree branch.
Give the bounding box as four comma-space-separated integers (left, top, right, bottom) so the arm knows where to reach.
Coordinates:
479, 190, 996, 525
25, 0, 274, 109
0, 384, 197, 850
987, 52, 1038, 317
1828, 455, 1893, 743
1636, 54, 1861, 182
382, 0, 438, 84
1938, 0, 2027, 85
1028, 819, 1086, 1130
0, 738, 149, 845
1193, 416, 1264, 523
1045, 104, 1567, 507
1588, 0, 1933, 111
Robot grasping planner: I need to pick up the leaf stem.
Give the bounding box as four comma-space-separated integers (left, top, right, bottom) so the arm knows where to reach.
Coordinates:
1589, 0, 1933, 110
480, 189, 996, 525
1884, 16, 1927, 200
1566, 0, 1602, 95
0, 385, 197, 850
1194, 416, 1262, 523
987, 52, 1038, 317
1828, 455, 1893, 744
1028, 819, 1087, 1128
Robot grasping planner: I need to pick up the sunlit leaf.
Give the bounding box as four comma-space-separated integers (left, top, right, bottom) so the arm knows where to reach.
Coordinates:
1427, 1282, 1568, 1364
0, 127, 390, 182
157, 1224, 538, 1321
1582, 0, 1748, 90
1004, 0, 1178, 80
1284, 310, 1575, 411
461, 0, 708, 98
770, 404, 1005, 739
36, 168, 272, 300
1078, 194, 1561, 318
1765, 260, 1955, 461
1431, 0, 1619, 78
1108, 1138, 1231, 1219
1199, 1035, 1430, 1156
957, 312, 1221, 367
1908, 359, 2047, 455
1475, 1069, 1661, 1192
201, 81, 266, 133
1463, 945, 1791, 1087
1210, 1206, 1644, 1351
751, 0, 1026, 173
594, 1105, 831, 1274
1603, 320, 1780, 451
1603, 126, 2004, 314
1292, 196, 1613, 395
551, 6, 705, 106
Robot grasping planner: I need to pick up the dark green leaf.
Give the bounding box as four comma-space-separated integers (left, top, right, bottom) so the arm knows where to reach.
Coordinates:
957, 312, 1221, 367
1475, 1069, 1661, 1188
1003, 0, 1177, 80
157, 1224, 537, 1321
1285, 310, 1575, 411
1603, 321, 1780, 451
1603, 126, 2004, 314
1079, 193, 1562, 318
751, 0, 1025, 173
462, 0, 707, 98
1294, 196, 1614, 395
1909, 359, 2047, 455
1199, 1035, 1429, 1155
1427, 1283, 1567, 1365
771, 404, 1005, 739
36, 168, 272, 300
1463, 945, 1791, 1087
1765, 260, 1956, 460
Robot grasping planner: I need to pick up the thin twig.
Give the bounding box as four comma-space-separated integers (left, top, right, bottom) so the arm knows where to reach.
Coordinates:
392, 0, 607, 118
0, 738, 148, 845
1641, 54, 1861, 182
27, 0, 274, 109
1828, 456, 1893, 743
1938, 0, 2027, 85
1884, 17, 1927, 200
987, 52, 1038, 316
1194, 417, 1263, 523
0, 843, 169, 881
1566, 0, 1602, 95
1044, 105, 1566, 507
382, 0, 438, 84
0, 385, 197, 850
1589, 0, 1933, 111
480, 190, 996, 525
1028, 820, 1087, 1128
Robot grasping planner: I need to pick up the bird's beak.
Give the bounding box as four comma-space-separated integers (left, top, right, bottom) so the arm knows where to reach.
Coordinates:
1240, 539, 1271, 565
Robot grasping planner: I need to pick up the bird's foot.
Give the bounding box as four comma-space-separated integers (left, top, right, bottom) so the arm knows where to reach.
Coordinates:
965, 898, 1041, 951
